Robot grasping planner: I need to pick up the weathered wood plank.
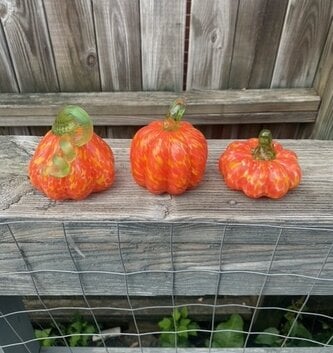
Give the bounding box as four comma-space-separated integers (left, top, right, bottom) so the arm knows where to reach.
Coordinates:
271, 0, 333, 88
1, 220, 332, 295
140, 0, 186, 91
41, 348, 333, 353
311, 20, 333, 139
24, 295, 256, 322
0, 137, 332, 296
43, 0, 100, 92
0, 0, 58, 92
1, 137, 332, 224
92, 0, 141, 91
0, 89, 320, 126
0, 22, 18, 92
229, 0, 269, 88
247, 0, 288, 88
186, 0, 238, 89
0, 112, 318, 128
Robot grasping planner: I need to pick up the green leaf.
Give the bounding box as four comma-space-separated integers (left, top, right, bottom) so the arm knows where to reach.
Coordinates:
35, 328, 56, 347
158, 318, 172, 331
179, 318, 191, 328
255, 327, 282, 347
188, 321, 199, 336
211, 314, 244, 348
291, 321, 312, 339
172, 308, 181, 322
69, 334, 81, 347
177, 326, 189, 338
180, 306, 188, 319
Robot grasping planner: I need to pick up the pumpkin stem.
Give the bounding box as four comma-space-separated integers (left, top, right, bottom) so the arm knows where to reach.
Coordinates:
163, 98, 186, 131
252, 129, 276, 160
47, 106, 94, 178
52, 105, 93, 146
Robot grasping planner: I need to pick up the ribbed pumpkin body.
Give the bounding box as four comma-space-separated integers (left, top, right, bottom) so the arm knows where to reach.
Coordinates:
29, 132, 115, 200
28, 106, 115, 200
219, 131, 301, 199
130, 120, 207, 195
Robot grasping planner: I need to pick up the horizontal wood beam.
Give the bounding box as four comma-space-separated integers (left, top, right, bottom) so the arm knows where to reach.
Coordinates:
41, 347, 333, 352
0, 89, 320, 126
0, 137, 332, 297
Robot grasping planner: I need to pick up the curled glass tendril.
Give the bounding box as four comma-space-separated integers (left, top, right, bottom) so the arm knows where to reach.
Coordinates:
45, 105, 93, 178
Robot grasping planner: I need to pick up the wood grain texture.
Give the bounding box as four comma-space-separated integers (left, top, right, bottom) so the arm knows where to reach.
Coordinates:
0, 137, 332, 296
311, 20, 333, 139
247, 0, 289, 88
0, 0, 58, 92
92, 0, 141, 91
140, 0, 186, 91
0, 89, 320, 126
44, 0, 100, 92
271, 0, 333, 88
1, 136, 332, 223
41, 348, 333, 353
24, 295, 255, 322
186, 0, 238, 89
0, 22, 18, 92
228, 0, 268, 88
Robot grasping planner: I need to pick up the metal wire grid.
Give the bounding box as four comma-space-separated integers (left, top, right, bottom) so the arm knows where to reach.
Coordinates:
0, 220, 332, 352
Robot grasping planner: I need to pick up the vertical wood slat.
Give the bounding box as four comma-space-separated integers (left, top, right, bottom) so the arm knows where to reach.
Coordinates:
271, 0, 333, 88
0, 0, 58, 92
229, 0, 269, 88
246, 0, 289, 89
0, 23, 18, 93
92, 0, 142, 91
186, 0, 238, 89
311, 20, 333, 139
44, 0, 100, 92
140, 0, 186, 91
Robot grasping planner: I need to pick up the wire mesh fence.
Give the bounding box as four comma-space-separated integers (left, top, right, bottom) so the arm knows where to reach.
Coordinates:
0, 220, 332, 352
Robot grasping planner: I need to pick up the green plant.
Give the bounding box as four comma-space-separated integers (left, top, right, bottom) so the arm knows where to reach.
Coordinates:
207, 314, 245, 348
34, 328, 56, 347
65, 314, 97, 347
158, 307, 200, 347
34, 314, 97, 347
255, 298, 313, 347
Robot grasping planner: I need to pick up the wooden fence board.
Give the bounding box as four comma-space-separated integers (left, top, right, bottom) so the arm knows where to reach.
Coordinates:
229, 0, 268, 88
0, 0, 58, 92
24, 295, 255, 322
43, 0, 100, 92
271, 0, 333, 88
247, 0, 288, 89
41, 349, 333, 353
92, 0, 141, 91
0, 137, 332, 296
312, 20, 333, 139
0, 221, 332, 296
140, 0, 186, 91
186, 0, 238, 89
0, 23, 18, 92
0, 89, 320, 126
1, 136, 332, 224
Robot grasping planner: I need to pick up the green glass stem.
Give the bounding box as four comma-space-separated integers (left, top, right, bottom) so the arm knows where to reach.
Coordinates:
252, 129, 276, 161
163, 98, 186, 131
47, 105, 94, 178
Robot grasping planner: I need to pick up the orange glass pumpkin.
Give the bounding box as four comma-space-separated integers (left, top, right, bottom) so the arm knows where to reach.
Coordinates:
130, 99, 208, 195
29, 105, 115, 200
219, 129, 302, 199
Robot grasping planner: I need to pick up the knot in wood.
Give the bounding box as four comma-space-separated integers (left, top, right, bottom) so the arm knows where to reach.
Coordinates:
0, 2, 7, 19
86, 53, 97, 67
